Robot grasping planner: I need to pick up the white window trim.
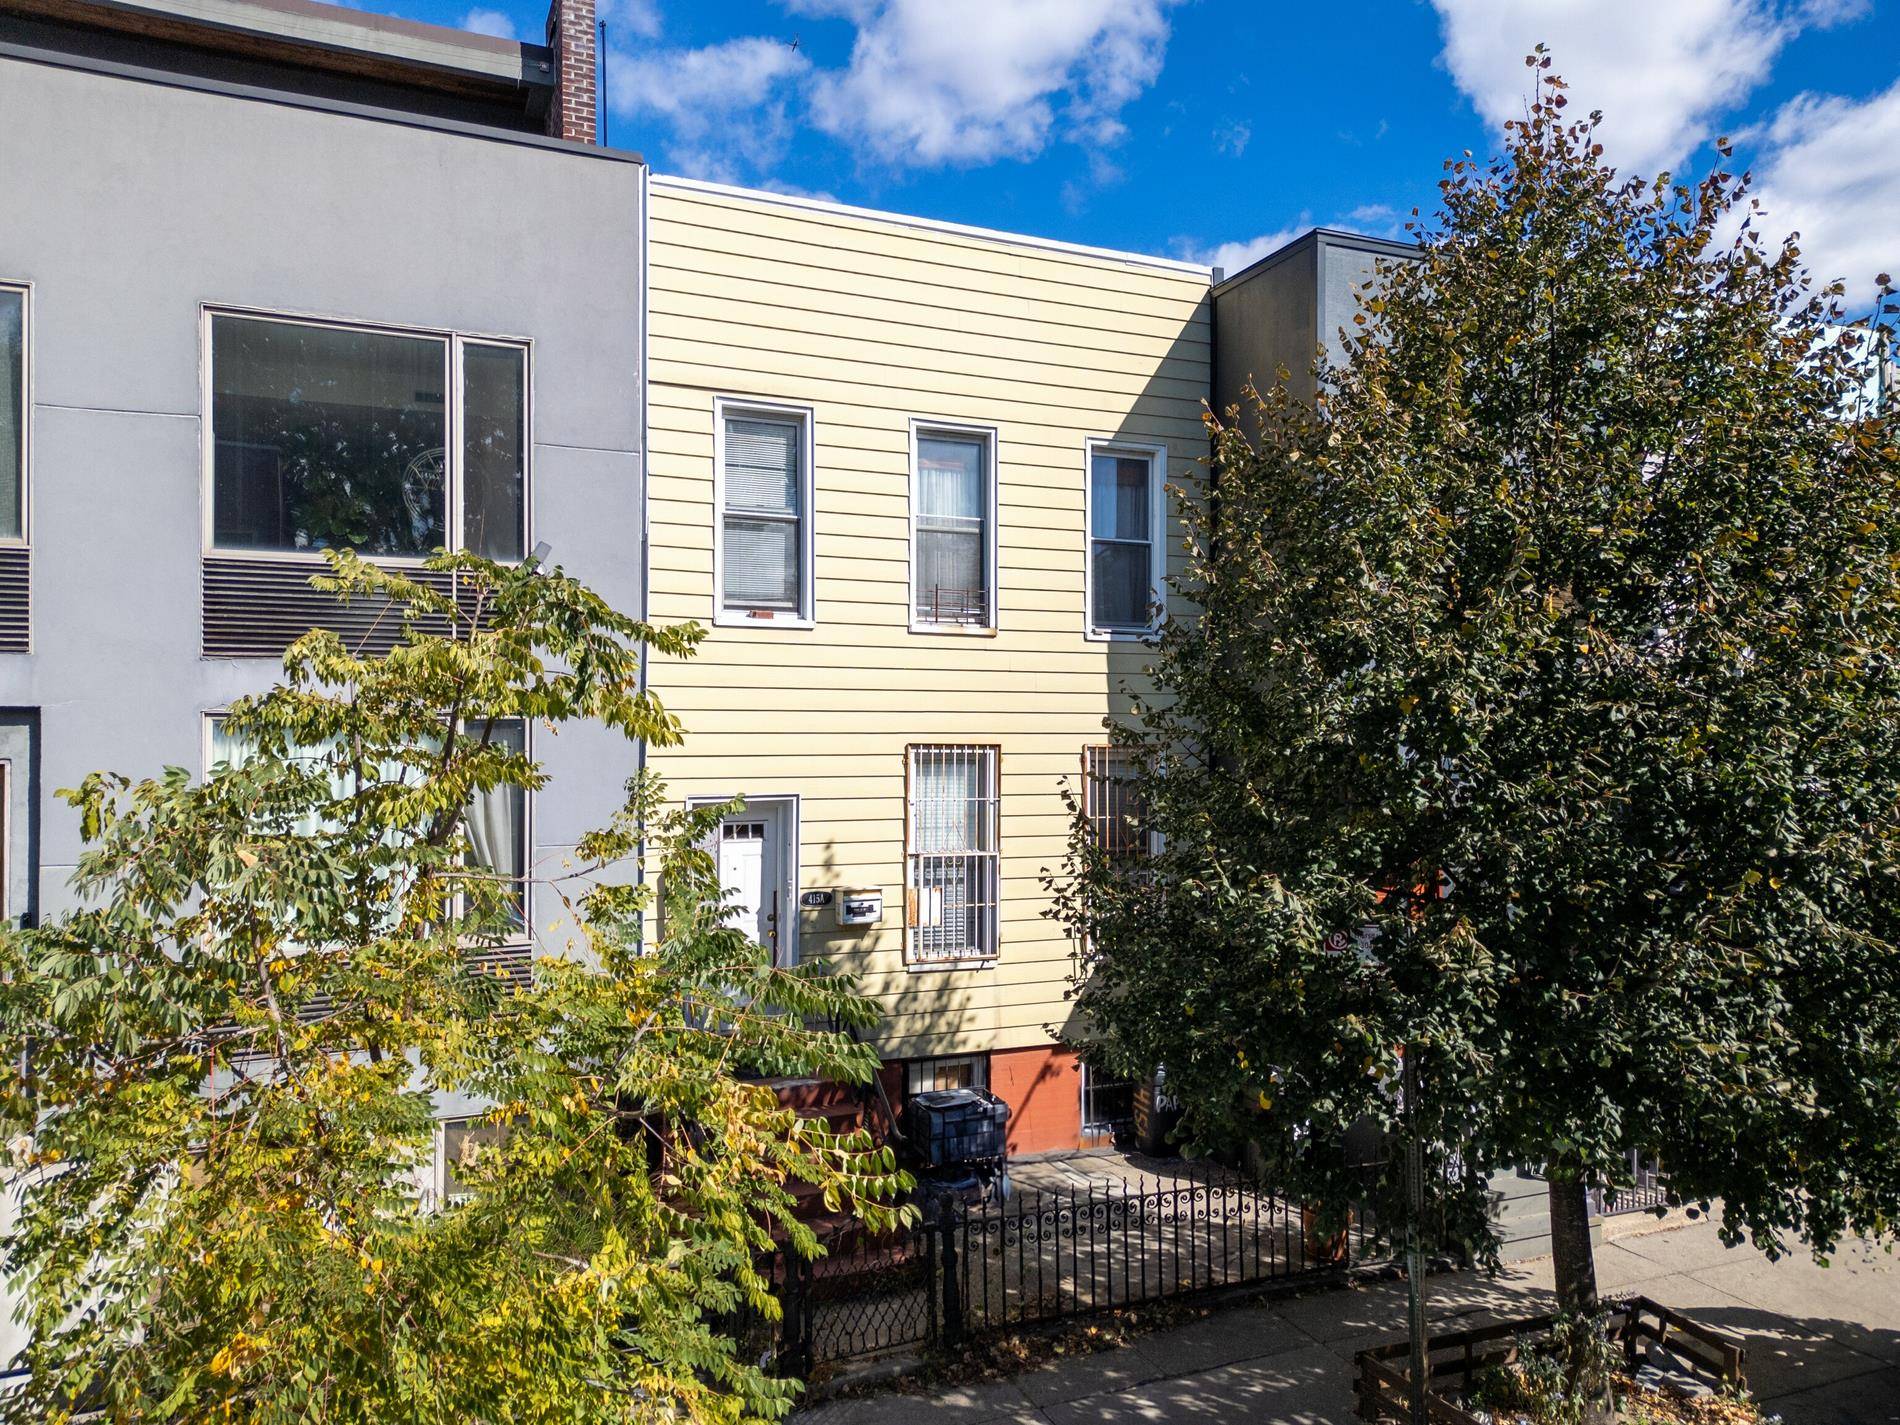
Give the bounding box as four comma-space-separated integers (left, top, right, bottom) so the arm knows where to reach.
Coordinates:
903, 743, 1001, 971
201, 711, 534, 946
1, 280, 30, 549
908, 418, 1000, 636
685, 792, 802, 967
199, 305, 534, 565
1082, 437, 1168, 641
711, 396, 817, 629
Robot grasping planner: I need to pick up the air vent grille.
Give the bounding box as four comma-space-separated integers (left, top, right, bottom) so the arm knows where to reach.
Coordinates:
203, 555, 461, 659
0, 546, 29, 653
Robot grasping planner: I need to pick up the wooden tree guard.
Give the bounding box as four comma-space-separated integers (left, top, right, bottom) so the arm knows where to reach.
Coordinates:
1354, 1296, 1747, 1423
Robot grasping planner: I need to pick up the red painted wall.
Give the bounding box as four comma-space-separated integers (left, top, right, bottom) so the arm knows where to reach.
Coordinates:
990, 1043, 1082, 1155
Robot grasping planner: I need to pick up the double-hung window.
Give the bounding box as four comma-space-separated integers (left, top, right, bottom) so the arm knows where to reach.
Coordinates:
1086, 441, 1165, 637
911, 424, 996, 631
208, 312, 527, 562
905, 744, 1000, 964
715, 400, 813, 624
1, 285, 25, 545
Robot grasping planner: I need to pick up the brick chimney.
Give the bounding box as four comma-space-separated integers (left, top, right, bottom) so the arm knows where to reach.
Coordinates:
544, 0, 597, 144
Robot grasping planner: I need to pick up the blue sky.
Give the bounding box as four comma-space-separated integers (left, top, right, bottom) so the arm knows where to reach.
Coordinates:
414, 0, 1895, 304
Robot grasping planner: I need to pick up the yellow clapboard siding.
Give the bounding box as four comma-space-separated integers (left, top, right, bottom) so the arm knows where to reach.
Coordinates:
649, 315, 1210, 407
651, 199, 1209, 325
650, 283, 1211, 384
646, 180, 1205, 1070
652, 181, 1207, 290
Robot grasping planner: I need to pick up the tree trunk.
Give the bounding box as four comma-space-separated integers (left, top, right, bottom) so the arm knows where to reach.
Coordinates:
1549, 1176, 1599, 1314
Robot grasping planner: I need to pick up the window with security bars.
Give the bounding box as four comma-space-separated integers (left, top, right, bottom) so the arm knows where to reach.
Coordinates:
719, 406, 809, 620
1080, 1060, 1137, 1136
913, 429, 992, 628
1083, 745, 1151, 864
906, 744, 1000, 962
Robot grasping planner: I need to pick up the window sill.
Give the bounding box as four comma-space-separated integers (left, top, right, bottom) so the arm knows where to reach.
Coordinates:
910, 621, 998, 638
1085, 625, 1159, 643
905, 955, 999, 974
714, 608, 816, 630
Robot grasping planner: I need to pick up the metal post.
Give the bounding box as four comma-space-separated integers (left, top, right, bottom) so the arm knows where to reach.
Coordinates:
939, 1197, 963, 1347
1403, 1046, 1430, 1425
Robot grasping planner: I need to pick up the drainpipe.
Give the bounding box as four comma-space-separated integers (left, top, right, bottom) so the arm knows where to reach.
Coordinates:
634, 161, 652, 939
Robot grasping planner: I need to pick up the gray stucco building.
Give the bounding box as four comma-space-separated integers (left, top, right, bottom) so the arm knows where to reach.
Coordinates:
0, 0, 642, 933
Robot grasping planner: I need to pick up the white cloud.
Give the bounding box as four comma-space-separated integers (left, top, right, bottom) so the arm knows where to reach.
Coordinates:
801, 0, 1177, 167
606, 37, 810, 182
597, 0, 661, 40
458, 6, 516, 39
1183, 223, 1309, 278
1746, 79, 1900, 305
1428, 0, 1858, 177
1215, 120, 1251, 158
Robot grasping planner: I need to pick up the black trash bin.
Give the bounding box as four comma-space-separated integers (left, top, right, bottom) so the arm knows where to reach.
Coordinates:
903, 1087, 1010, 1169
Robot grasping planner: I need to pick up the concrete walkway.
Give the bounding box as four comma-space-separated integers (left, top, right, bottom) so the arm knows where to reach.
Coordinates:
794, 1216, 1900, 1425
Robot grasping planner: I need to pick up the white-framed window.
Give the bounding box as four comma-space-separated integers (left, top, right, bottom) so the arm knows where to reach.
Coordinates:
905, 744, 1000, 965
905, 1054, 989, 1096
910, 421, 998, 633
1084, 439, 1166, 638
1, 282, 28, 545
713, 397, 815, 626
205, 714, 529, 940
205, 309, 529, 563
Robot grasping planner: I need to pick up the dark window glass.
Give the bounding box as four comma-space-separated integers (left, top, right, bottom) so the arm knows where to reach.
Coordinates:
721, 415, 803, 611
1089, 451, 1155, 630
462, 343, 526, 562
212, 316, 447, 557
1, 290, 22, 541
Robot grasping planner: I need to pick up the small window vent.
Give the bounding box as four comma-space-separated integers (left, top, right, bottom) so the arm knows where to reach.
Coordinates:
203, 554, 466, 659
0, 547, 28, 653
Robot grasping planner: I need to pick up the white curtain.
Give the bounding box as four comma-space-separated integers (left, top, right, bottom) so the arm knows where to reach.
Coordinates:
464, 721, 526, 933
915, 435, 987, 621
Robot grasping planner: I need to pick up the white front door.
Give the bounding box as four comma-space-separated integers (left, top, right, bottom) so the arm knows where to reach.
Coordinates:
714, 806, 791, 965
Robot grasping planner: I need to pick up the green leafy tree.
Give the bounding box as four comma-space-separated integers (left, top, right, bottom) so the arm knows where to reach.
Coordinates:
1055, 59, 1900, 1313
0, 551, 907, 1423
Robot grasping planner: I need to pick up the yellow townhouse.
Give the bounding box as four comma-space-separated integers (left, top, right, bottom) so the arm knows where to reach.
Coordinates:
642, 175, 1213, 1155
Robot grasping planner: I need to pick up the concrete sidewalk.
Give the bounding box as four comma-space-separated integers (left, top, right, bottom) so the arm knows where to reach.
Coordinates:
794, 1216, 1900, 1425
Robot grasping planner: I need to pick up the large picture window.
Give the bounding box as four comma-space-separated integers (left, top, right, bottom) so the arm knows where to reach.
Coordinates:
1, 285, 25, 543
209, 313, 526, 562
1086, 441, 1164, 636
912, 425, 996, 631
906, 744, 1000, 964
715, 400, 813, 624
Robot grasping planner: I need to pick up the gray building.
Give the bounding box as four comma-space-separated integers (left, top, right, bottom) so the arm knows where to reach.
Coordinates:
1211, 227, 1417, 415
0, 0, 642, 937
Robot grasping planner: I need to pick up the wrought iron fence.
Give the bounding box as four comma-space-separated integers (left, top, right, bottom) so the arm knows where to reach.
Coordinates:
772, 1168, 1370, 1374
